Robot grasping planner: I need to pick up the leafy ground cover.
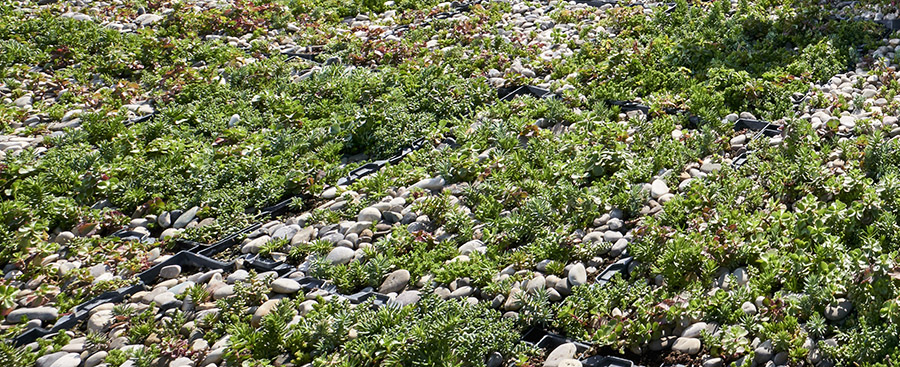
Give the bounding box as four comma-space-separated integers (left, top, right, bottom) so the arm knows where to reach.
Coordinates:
2, 0, 900, 366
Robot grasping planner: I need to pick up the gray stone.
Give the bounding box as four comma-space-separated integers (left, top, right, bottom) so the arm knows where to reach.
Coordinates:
201, 348, 225, 366
159, 265, 181, 279
271, 278, 301, 294
55, 231, 75, 244
226, 269, 249, 283
700, 162, 722, 173
650, 179, 669, 199
412, 176, 445, 191
169, 356, 193, 367
292, 227, 316, 245
212, 285, 234, 300
741, 301, 758, 315
325, 246, 355, 265
681, 322, 708, 338
172, 206, 199, 229
558, 360, 582, 367
538, 286, 558, 301
606, 218, 623, 231
272, 225, 298, 240
242, 235, 271, 254
449, 286, 474, 299
13, 95, 32, 108
609, 239, 628, 257
458, 240, 486, 255
503, 288, 523, 311
393, 291, 421, 307
36, 352, 68, 367
320, 232, 345, 244
733, 267, 749, 286
84, 351, 107, 367
48, 353, 80, 367
567, 263, 587, 287
773, 352, 788, 365
672, 337, 701, 354
135, 13, 163, 26
603, 231, 623, 243
649, 336, 676, 351
544, 343, 577, 367
382, 211, 403, 224
87, 310, 112, 333
153, 291, 180, 308
6, 307, 58, 323
358, 207, 382, 223
702, 357, 723, 367
486, 352, 504, 367
582, 232, 609, 254
169, 281, 195, 295
754, 339, 774, 364
252, 299, 280, 328
161, 227, 181, 239
379, 269, 410, 294
526, 275, 546, 293
825, 298, 852, 321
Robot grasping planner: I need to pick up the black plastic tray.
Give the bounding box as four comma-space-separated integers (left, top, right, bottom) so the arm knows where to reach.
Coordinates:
595, 257, 633, 286
137, 251, 234, 285
731, 150, 752, 168
123, 109, 156, 127
499, 85, 555, 101
12, 283, 144, 346
582, 356, 634, 367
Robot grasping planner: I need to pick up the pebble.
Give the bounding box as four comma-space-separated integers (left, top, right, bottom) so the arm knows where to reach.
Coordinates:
159, 265, 181, 279
13, 95, 32, 108
87, 310, 113, 333
650, 179, 669, 199
544, 343, 577, 367
609, 238, 628, 257
169, 356, 194, 367
412, 176, 445, 191
458, 240, 486, 255
36, 352, 68, 367
379, 269, 410, 294
252, 299, 281, 327
212, 285, 235, 299
741, 301, 758, 315
48, 353, 81, 367
393, 290, 421, 306
84, 351, 107, 367
681, 322, 707, 338
672, 337, 701, 354
526, 275, 545, 293
358, 207, 382, 223
201, 348, 225, 366
754, 339, 774, 364
567, 263, 586, 287
172, 206, 199, 228
325, 246, 355, 265
6, 306, 58, 323
825, 298, 853, 321
271, 278, 301, 294
733, 267, 749, 286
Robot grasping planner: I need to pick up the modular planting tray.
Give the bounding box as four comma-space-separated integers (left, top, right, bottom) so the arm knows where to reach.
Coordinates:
595, 256, 633, 286
123, 110, 156, 127
730, 118, 783, 168
499, 85, 556, 101
13, 130, 439, 346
